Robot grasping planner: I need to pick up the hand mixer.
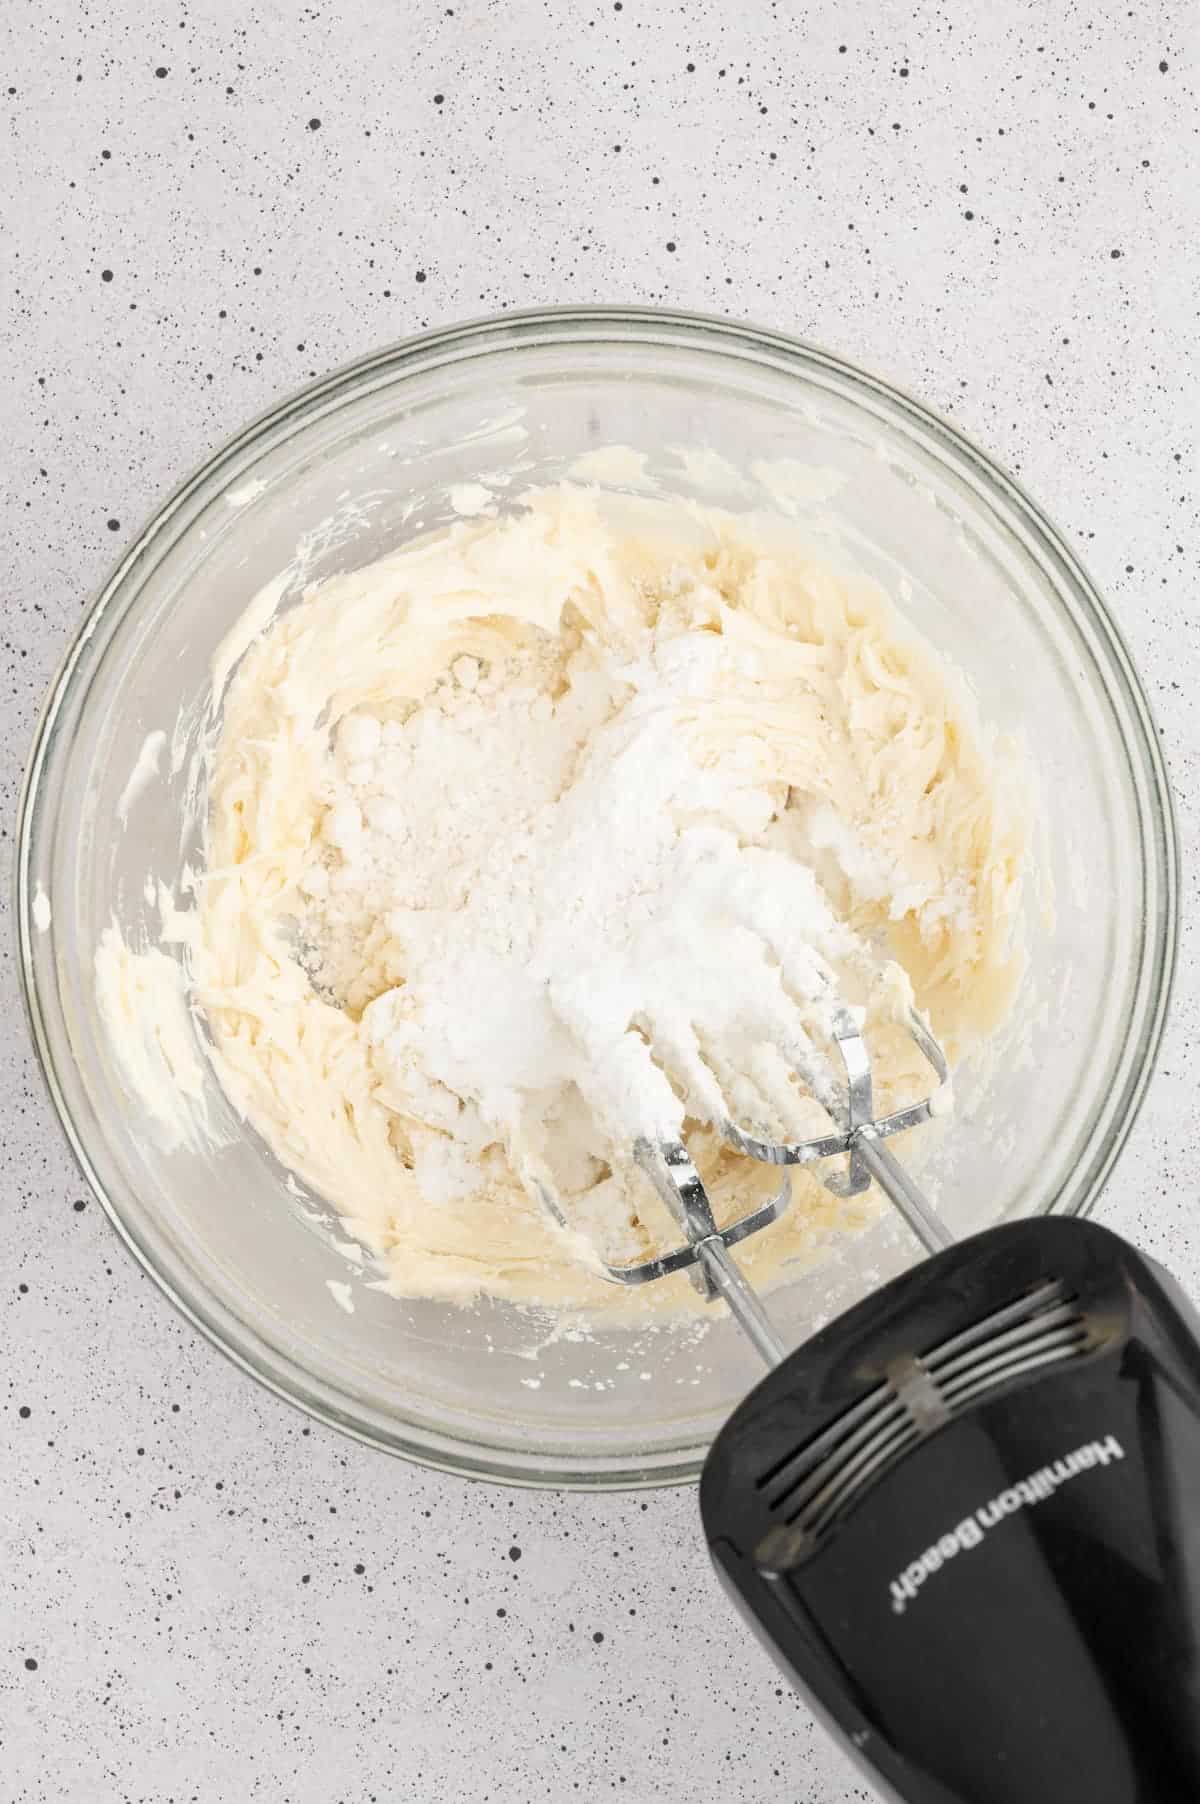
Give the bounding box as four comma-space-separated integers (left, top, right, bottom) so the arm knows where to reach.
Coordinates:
543, 1005, 1200, 1803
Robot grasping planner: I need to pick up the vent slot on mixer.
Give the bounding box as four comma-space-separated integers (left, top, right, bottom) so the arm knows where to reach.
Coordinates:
755, 1280, 1090, 1554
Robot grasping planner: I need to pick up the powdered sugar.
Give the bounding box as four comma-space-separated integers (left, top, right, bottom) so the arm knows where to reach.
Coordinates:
298, 635, 581, 1013
301, 608, 899, 1214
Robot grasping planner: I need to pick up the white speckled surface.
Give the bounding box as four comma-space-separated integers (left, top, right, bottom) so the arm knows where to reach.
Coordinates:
1, 5, 1196, 1799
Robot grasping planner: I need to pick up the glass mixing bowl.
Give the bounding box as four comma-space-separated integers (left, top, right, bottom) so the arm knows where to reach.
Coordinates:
16, 307, 1177, 1488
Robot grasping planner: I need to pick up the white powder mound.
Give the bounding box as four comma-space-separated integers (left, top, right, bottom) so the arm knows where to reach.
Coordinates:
300, 626, 884, 1214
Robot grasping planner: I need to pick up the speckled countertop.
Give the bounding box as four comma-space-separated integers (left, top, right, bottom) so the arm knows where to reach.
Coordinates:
2, 4, 1196, 1800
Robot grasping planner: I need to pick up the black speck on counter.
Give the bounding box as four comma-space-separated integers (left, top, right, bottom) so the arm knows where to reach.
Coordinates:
508, 1545, 522, 1561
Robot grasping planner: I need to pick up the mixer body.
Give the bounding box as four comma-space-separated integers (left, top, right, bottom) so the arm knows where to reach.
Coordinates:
700, 1219, 1200, 1803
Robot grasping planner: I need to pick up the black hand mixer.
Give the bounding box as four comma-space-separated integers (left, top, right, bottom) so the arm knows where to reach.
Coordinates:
702, 1210, 1200, 1804
548, 1006, 1200, 1803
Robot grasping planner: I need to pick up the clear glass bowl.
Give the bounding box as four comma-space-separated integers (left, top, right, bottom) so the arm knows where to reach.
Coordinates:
16, 307, 1178, 1488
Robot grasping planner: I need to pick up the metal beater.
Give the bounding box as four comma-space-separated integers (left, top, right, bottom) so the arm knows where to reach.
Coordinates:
535, 1006, 952, 1367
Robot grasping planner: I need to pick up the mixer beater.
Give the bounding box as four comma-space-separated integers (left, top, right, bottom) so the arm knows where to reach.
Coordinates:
536, 1004, 953, 1365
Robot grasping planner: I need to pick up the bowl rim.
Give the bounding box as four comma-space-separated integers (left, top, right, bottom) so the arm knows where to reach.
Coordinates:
15, 302, 1180, 1490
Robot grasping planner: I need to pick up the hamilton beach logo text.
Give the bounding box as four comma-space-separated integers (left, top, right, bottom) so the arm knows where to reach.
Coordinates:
888, 1435, 1125, 1615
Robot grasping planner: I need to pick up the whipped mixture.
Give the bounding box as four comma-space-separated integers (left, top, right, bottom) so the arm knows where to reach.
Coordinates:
101, 483, 1031, 1310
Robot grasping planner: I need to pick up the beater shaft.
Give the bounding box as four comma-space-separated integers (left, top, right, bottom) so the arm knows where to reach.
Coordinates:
854, 1130, 955, 1257
693, 1237, 786, 1367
